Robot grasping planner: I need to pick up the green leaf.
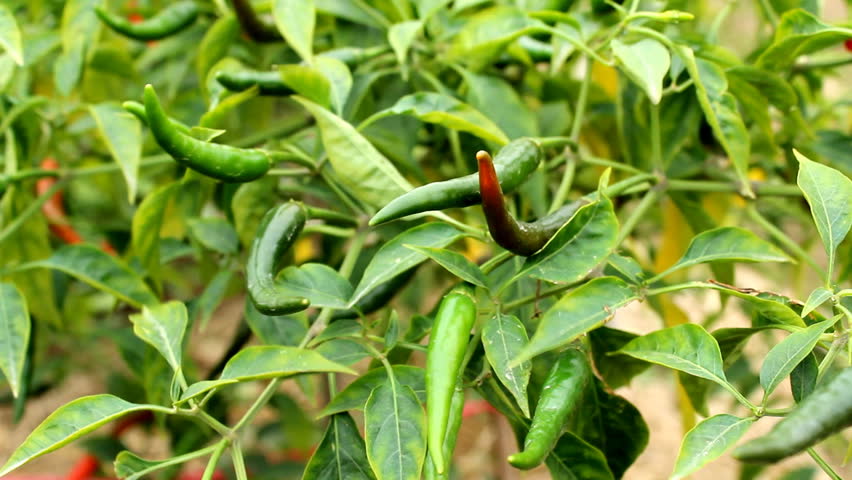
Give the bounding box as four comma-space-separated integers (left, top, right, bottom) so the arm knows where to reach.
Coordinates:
660, 227, 791, 278
309, 320, 363, 346
801, 287, 833, 319
277, 263, 353, 309
273, 0, 315, 64
757, 9, 852, 70
196, 15, 239, 89
232, 178, 277, 249
365, 383, 427, 480
0, 395, 160, 476
22, 245, 158, 308
293, 96, 412, 210
482, 313, 531, 417
515, 196, 619, 284
55, 0, 100, 95
179, 346, 355, 402
89, 103, 142, 203
450, 6, 542, 71
114, 445, 219, 480
611, 38, 670, 104
316, 56, 352, 115
303, 413, 376, 480
132, 183, 179, 288
186, 217, 239, 255
349, 223, 463, 307
676, 46, 752, 196
315, 338, 371, 366
244, 299, 307, 347
280, 63, 331, 109
129, 301, 188, 374
794, 150, 852, 278
195, 270, 233, 332
790, 352, 818, 403
544, 430, 614, 480
361, 92, 510, 145
315, 0, 387, 29
516, 277, 638, 363
0, 283, 29, 398
321, 366, 426, 416
0, 5, 24, 65
459, 70, 539, 139
403, 245, 487, 288
619, 324, 728, 387
388, 21, 422, 70
605, 254, 646, 285
589, 327, 651, 389
759, 317, 835, 401
671, 414, 755, 479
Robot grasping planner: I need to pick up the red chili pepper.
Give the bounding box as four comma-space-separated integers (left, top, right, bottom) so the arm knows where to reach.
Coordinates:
462, 399, 498, 418
845, 39, 852, 52
65, 454, 99, 480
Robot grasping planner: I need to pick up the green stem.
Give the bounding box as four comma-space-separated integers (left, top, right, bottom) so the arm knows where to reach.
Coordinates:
448, 130, 466, 179
305, 205, 359, 226
616, 187, 662, 245
746, 205, 827, 279
195, 409, 231, 437
794, 57, 852, 72
807, 448, 842, 480
480, 250, 513, 275
0, 179, 67, 245
757, 0, 779, 27
666, 179, 802, 196
503, 281, 581, 311
303, 224, 355, 237
837, 289, 852, 298
7, 169, 62, 182
817, 337, 844, 383
231, 442, 249, 480
202, 440, 230, 480
583, 155, 644, 174
267, 168, 312, 177
603, 173, 657, 197
707, 0, 735, 42
650, 102, 663, 174
535, 136, 577, 150
231, 378, 281, 433
644, 281, 715, 297
121, 442, 222, 480
549, 150, 576, 214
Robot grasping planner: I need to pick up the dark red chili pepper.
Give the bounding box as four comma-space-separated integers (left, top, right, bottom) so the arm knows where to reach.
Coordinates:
845, 39, 852, 52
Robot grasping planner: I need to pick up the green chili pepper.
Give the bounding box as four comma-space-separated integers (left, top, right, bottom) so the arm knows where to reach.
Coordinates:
478, 150, 587, 256
215, 70, 294, 96
330, 269, 416, 321
425, 388, 465, 480
143, 84, 273, 182
734, 367, 852, 463
426, 286, 477, 474
122, 100, 192, 135
246, 203, 311, 315
508, 348, 591, 470
370, 138, 542, 226
95, 1, 199, 41
231, 0, 282, 42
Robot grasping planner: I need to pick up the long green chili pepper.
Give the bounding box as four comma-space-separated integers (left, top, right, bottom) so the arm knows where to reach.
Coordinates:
508, 348, 591, 470
370, 138, 542, 226
95, 1, 199, 41
330, 269, 416, 321
425, 388, 465, 480
478, 150, 587, 256
143, 84, 273, 182
215, 70, 293, 96
246, 203, 310, 315
426, 286, 477, 474
231, 0, 282, 42
122, 101, 192, 135
734, 367, 852, 463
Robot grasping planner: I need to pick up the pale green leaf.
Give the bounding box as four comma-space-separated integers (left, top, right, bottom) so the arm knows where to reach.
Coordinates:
482, 313, 531, 417
671, 414, 755, 479
274, 0, 315, 63
365, 384, 426, 480
0, 283, 29, 398
611, 38, 670, 104
89, 104, 141, 203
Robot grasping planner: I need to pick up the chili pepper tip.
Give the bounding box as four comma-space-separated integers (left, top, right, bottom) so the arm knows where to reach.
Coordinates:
475, 150, 492, 162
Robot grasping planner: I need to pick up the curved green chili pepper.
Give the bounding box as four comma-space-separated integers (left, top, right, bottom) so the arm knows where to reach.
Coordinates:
426, 286, 477, 474
370, 138, 542, 226
508, 348, 591, 470
425, 387, 465, 480
246, 203, 310, 315
143, 84, 273, 182
734, 367, 852, 463
330, 269, 416, 321
95, 1, 199, 41
478, 150, 587, 256
215, 70, 294, 96
231, 0, 282, 42
122, 100, 192, 135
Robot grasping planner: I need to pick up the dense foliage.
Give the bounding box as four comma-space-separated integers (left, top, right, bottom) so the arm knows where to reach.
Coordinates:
1, 0, 851, 479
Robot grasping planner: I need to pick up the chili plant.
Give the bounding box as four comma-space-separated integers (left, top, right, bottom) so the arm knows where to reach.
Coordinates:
1, 1, 851, 479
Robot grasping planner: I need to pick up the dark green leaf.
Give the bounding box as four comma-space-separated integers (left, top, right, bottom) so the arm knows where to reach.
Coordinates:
660, 227, 791, 278
544, 431, 614, 480
482, 313, 531, 417
460, 70, 539, 139
244, 300, 307, 347
187, 217, 239, 255
403, 245, 487, 288
277, 263, 353, 309
672, 414, 755, 479
320, 366, 426, 416
315, 338, 370, 366
760, 317, 834, 401
589, 327, 650, 389
791, 352, 818, 403
195, 270, 234, 331
365, 384, 426, 480
303, 413, 376, 480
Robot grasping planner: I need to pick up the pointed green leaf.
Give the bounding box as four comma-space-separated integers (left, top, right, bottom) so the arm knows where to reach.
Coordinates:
661, 227, 791, 278
114, 445, 219, 480
460, 70, 539, 139
132, 182, 179, 287
589, 327, 651, 389
416, 0, 452, 21
293, 96, 412, 210
0, 5, 24, 65
303, 413, 376, 480
316, 56, 352, 115
794, 150, 852, 278
361, 92, 510, 145
544, 431, 614, 480
791, 352, 819, 403
450, 6, 542, 70
515, 196, 618, 284
0, 283, 29, 398
482, 313, 531, 417
274, 0, 315, 63
671, 414, 755, 479
244, 299, 307, 347
321, 366, 426, 417
403, 245, 487, 288
757, 9, 852, 70
611, 38, 670, 104
89, 104, 141, 203
760, 317, 835, 400
277, 263, 353, 309
365, 384, 427, 480
0, 395, 161, 476
315, 0, 387, 29
619, 324, 728, 387
280, 64, 331, 108
179, 346, 355, 403
129, 301, 188, 374
187, 217, 239, 255
196, 15, 238, 87
517, 277, 637, 363
388, 21, 422, 68
801, 287, 833, 318
315, 338, 370, 366
350, 223, 463, 307
22, 245, 157, 308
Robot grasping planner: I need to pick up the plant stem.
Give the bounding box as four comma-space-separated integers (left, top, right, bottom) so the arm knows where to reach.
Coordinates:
644, 281, 715, 297
231, 442, 249, 480
7, 169, 61, 182
549, 150, 576, 214
231, 378, 281, 433
267, 168, 312, 177
757, 0, 779, 27
616, 187, 662, 245
303, 224, 355, 237
583, 155, 644, 174
481, 250, 512, 275
195, 409, 231, 437
202, 440, 230, 480
666, 179, 802, 196
0, 179, 67, 245
807, 448, 842, 480
503, 281, 581, 311
746, 205, 827, 278
536, 136, 577, 150
794, 57, 852, 72
650, 102, 663, 173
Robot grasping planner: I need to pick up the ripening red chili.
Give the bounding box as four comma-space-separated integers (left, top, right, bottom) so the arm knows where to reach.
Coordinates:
65, 453, 99, 480
845, 39, 852, 52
